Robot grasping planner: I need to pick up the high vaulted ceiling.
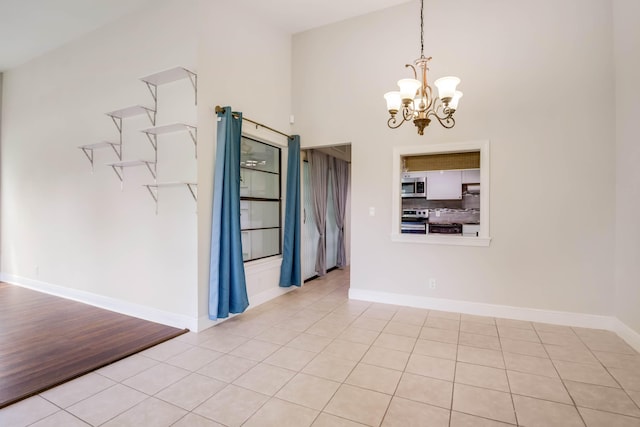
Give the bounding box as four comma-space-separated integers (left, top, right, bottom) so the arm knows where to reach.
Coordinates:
0, 0, 412, 72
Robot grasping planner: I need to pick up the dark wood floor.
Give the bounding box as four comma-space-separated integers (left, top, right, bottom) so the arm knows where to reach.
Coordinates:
0, 282, 188, 408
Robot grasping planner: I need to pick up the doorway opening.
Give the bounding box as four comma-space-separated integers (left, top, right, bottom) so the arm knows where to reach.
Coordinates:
301, 144, 351, 283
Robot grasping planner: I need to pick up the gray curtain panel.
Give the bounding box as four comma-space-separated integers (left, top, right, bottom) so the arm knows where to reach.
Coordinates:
331, 157, 349, 268
308, 150, 329, 276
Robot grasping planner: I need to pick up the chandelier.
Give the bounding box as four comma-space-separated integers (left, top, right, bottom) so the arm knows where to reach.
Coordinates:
384, 0, 462, 135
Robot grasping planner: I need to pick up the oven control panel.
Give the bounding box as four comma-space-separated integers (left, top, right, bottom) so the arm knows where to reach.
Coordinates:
402, 209, 428, 218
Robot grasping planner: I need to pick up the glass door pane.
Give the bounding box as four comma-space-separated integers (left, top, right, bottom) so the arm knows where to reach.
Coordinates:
303, 161, 340, 279
242, 229, 280, 261
303, 162, 319, 279
326, 173, 338, 270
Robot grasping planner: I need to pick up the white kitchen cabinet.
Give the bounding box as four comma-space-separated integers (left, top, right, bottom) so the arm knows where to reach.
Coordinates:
427, 170, 462, 200
462, 169, 481, 184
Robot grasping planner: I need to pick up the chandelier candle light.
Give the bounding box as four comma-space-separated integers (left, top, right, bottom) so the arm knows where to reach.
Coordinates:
384, 0, 462, 135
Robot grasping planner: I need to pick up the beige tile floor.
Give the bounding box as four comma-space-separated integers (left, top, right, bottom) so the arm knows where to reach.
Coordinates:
2, 268, 640, 426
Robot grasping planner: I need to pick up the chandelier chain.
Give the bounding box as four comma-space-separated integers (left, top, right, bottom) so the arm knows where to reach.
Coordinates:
420, 0, 424, 58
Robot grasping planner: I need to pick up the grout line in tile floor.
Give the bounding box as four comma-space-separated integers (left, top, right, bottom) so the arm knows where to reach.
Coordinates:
447, 317, 461, 427
211, 283, 632, 427
585, 338, 640, 415
537, 321, 588, 427
501, 328, 519, 426
221, 287, 636, 427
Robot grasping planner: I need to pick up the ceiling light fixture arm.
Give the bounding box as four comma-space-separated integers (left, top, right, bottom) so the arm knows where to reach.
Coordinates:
387, 113, 409, 130
427, 104, 456, 129
406, 63, 418, 80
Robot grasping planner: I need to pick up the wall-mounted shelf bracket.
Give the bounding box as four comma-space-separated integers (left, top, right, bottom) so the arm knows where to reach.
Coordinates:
140, 123, 197, 158
143, 132, 158, 152
106, 105, 157, 134
142, 182, 197, 214
140, 67, 197, 106
88, 66, 197, 210
106, 160, 157, 189
78, 141, 122, 171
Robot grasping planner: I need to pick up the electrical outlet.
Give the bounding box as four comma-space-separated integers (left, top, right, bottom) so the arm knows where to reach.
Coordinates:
428, 278, 436, 289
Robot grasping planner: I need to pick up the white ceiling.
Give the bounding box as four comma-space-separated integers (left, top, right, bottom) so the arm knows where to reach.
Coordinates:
0, 0, 412, 72
0, 0, 156, 71
238, 0, 412, 34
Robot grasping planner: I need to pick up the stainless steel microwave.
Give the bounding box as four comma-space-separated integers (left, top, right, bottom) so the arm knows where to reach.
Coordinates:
401, 172, 427, 198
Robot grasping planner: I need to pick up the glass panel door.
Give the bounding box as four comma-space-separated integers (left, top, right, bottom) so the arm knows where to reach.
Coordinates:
303, 162, 319, 280
302, 161, 339, 280
326, 173, 338, 269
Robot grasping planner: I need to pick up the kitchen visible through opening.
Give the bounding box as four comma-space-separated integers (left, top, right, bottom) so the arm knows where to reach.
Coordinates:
392, 141, 491, 246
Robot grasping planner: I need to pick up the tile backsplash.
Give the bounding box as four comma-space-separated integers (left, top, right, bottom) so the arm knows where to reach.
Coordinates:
428, 208, 480, 225
403, 193, 480, 224
403, 193, 480, 210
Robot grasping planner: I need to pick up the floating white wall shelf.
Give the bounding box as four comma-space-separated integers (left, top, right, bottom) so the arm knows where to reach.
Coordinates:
140, 123, 197, 158
145, 182, 196, 202
106, 160, 157, 188
106, 105, 156, 128
82, 66, 197, 212
143, 182, 197, 214
140, 67, 197, 106
78, 141, 122, 170
105, 105, 157, 157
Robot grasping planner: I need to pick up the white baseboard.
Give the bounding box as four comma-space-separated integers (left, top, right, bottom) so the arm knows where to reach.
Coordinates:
196, 316, 226, 332
0, 273, 198, 331
196, 284, 295, 332
0, 271, 296, 333
5, 272, 638, 352
250, 283, 297, 307
349, 288, 640, 352
613, 318, 640, 353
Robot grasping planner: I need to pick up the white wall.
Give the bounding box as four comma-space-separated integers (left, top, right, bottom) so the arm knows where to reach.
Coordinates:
3, 0, 633, 336
1, 0, 199, 328
293, 0, 617, 318
1, 0, 295, 332
614, 0, 640, 333
0, 72, 3, 174
0, 72, 3, 133
0, 72, 3, 229
196, 1, 293, 329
